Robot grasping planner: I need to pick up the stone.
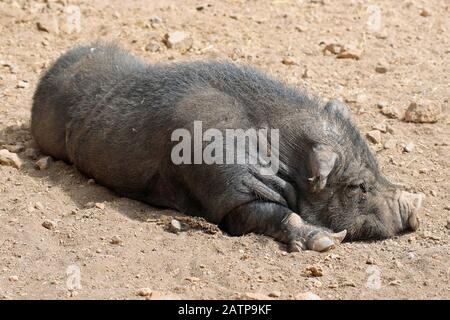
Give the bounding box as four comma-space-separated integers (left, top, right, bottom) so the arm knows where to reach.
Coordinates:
42, 220, 57, 230
336, 45, 361, 60
168, 219, 182, 233
372, 122, 387, 133
9, 275, 19, 282
323, 43, 344, 55
268, 291, 281, 298
420, 9, 430, 17
110, 235, 121, 245
35, 156, 52, 170
35, 202, 45, 210
137, 288, 152, 297
95, 202, 105, 210
404, 142, 415, 153
375, 64, 388, 73
281, 57, 296, 65
0, 61, 18, 74
163, 31, 193, 52
149, 16, 163, 24
380, 105, 403, 119
366, 130, 382, 144
0, 149, 22, 169
185, 276, 200, 282
366, 257, 376, 265
17, 80, 29, 88
36, 15, 59, 34
306, 265, 323, 277
404, 101, 441, 123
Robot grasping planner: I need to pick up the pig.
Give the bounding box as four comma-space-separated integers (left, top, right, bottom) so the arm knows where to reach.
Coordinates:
31, 42, 423, 252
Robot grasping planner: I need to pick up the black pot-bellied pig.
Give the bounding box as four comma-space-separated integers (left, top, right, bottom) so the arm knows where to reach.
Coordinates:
31, 42, 423, 252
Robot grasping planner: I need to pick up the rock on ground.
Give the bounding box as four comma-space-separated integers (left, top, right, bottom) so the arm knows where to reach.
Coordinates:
0, 149, 22, 169
404, 101, 442, 123
163, 31, 193, 52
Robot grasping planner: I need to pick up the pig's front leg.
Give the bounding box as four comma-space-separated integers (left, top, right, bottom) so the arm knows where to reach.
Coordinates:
219, 202, 347, 252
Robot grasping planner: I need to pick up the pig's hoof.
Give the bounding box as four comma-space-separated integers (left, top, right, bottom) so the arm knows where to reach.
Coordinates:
287, 240, 306, 252
307, 230, 347, 252
309, 236, 335, 252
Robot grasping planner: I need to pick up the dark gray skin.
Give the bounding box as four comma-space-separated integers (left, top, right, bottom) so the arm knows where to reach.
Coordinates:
31, 43, 422, 252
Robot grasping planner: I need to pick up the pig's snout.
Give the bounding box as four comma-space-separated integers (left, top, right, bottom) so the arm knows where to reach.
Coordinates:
398, 191, 423, 231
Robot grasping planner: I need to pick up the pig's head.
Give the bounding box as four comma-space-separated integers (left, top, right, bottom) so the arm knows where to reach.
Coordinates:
297, 99, 423, 241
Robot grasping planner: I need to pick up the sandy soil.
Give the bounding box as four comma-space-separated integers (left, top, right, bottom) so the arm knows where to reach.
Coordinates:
0, 0, 449, 300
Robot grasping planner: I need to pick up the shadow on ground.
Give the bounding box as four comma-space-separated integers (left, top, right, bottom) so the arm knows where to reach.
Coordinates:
0, 124, 221, 235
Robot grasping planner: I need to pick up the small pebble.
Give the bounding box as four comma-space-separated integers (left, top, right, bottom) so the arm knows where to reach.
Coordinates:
0, 149, 22, 169
268, 291, 281, 298
42, 220, 57, 230
163, 31, 193, 52
420, 9, 430, 17
372, 122, 387, 133
366, 130, 382, 144
389, 279, 402, 286
9, 275, 19, 282
95, 202, 105, 210
168, 219, 182, 234
336, 47, 361, 60
137, 288, 152, 297
110, 235, 122, 245
35, 156, 52, 170
404, 101, 441, 123
306, 266, 323, 277
36, 16, 59, 34
380, 105, 403, 119
375, 65, 388, 74
34, 202, 45, 210
185, 276, 200, 283
17, 80, 29, 88
404, 142, 415, 153
281, 57, 296, 65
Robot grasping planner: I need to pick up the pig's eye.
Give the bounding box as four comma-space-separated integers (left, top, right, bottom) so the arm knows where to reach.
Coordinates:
346, 182, 367, 195
360, 183, 367, 193
346, 184, 360, 195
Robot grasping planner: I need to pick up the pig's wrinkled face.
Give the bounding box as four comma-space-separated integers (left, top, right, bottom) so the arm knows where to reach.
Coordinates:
298, 144, 422, 241
327, 169, 421, 240
294, 100, 422, 241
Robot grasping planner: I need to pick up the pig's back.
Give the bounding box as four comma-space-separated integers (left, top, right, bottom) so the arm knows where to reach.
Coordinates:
31, 42, 317, 199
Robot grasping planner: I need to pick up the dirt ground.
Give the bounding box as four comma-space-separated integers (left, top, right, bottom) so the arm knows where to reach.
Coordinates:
0, 0, 449, 300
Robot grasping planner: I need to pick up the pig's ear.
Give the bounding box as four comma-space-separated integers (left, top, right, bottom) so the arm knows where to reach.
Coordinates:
324, 99, 351, 120
308, 144, 338, 192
